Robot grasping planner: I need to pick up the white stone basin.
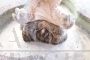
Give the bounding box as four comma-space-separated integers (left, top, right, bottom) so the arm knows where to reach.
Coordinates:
0, 0, 90, 60
0, 7, 90, 60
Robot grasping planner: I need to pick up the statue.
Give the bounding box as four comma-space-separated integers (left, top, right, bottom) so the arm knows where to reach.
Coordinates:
12, 0, 75, 45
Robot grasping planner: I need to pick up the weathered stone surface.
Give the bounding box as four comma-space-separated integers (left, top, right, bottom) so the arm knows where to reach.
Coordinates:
22, 20, 67, 45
